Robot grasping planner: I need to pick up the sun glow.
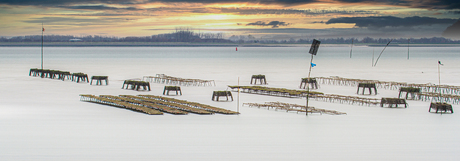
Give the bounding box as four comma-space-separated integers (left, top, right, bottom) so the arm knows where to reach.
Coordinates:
191, 14, 238, 21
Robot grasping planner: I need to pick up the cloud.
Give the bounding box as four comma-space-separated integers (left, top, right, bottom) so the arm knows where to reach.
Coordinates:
219, 8, 377, 15
59, 5, 139, 10
1, 0, 459, 10
335, 0, 460, 9
448, 11, 460, 14
245, 21, 291, 28
442, 19, 460, 38
325, 16, 457, 28
0, 0, 318, 6
23, 17, 130, 26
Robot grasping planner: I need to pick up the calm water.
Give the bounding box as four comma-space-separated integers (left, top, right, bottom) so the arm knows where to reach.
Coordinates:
0, 46, 459, 161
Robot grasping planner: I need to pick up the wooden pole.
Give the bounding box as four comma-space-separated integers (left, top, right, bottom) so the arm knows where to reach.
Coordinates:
372, 48, 374, 67
438, 60, 442, 103
237, 77, 240, 113
350, 39, 353, 58
306, 54, 314, 116
373, 39, 393, 67
438, 61, 440, 86
407, 39, 410, 60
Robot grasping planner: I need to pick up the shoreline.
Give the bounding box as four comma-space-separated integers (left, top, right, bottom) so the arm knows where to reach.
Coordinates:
1, 42, 460, 47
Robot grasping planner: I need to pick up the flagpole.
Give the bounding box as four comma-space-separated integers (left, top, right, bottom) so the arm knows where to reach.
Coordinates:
306, 54, 314, 116
41, 23, 44, 70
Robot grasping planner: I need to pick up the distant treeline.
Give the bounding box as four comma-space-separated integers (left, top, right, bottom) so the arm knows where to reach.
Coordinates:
0, 28, 231, 43
233, 36, 460, 44
2, 30, 460, 44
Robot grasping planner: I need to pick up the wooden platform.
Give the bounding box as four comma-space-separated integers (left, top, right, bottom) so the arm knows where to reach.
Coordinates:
429, 102, 453, 113
380, 98, 407, 108
251, 74, 267, 85
212, 91, 233, 101
316, 76, 460, 95
163, 86, 182, 95
90, 76, 108, 85
80, 94, 239, 115
122, 80, 150, 91
143, 74, 215, 86
228, 86, 323, 98
299, 78, 318, 89
357, 83, 377, 95
243, 102, 346, 115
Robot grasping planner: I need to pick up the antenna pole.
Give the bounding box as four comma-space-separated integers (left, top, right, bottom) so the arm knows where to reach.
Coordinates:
41, 23, 44, 70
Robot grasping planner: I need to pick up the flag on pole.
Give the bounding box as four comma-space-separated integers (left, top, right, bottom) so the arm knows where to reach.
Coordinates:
311, 62, 316, 67
438, 60, 443, 66
43, 28, 45, 31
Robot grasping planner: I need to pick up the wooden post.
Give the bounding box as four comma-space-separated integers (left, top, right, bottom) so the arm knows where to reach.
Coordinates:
306, 39, 320, 116
407, 39, 410, 60
306, 54, 314, 116
372, 48, 374, 67
237, 77, 240, 113
350, 38, 353, 58
41, 23, 44, 70
438, 60, 442, 104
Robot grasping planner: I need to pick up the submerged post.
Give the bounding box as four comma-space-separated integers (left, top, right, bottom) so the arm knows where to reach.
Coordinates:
306, 39, 321, 116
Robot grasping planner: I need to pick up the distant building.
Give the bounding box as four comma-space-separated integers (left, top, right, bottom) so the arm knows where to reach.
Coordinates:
69, 39, 82, 42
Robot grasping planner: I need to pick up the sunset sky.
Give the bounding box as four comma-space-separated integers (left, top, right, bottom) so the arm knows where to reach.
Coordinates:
0, 0, 459, 39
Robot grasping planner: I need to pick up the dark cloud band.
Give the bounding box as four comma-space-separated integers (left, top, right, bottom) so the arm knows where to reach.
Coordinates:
0, 0, 458, 9
325, 16, 457, 28
245, 21, 290, 28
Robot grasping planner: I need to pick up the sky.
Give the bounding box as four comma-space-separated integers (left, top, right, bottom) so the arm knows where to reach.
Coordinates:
0, 0, 459, 39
